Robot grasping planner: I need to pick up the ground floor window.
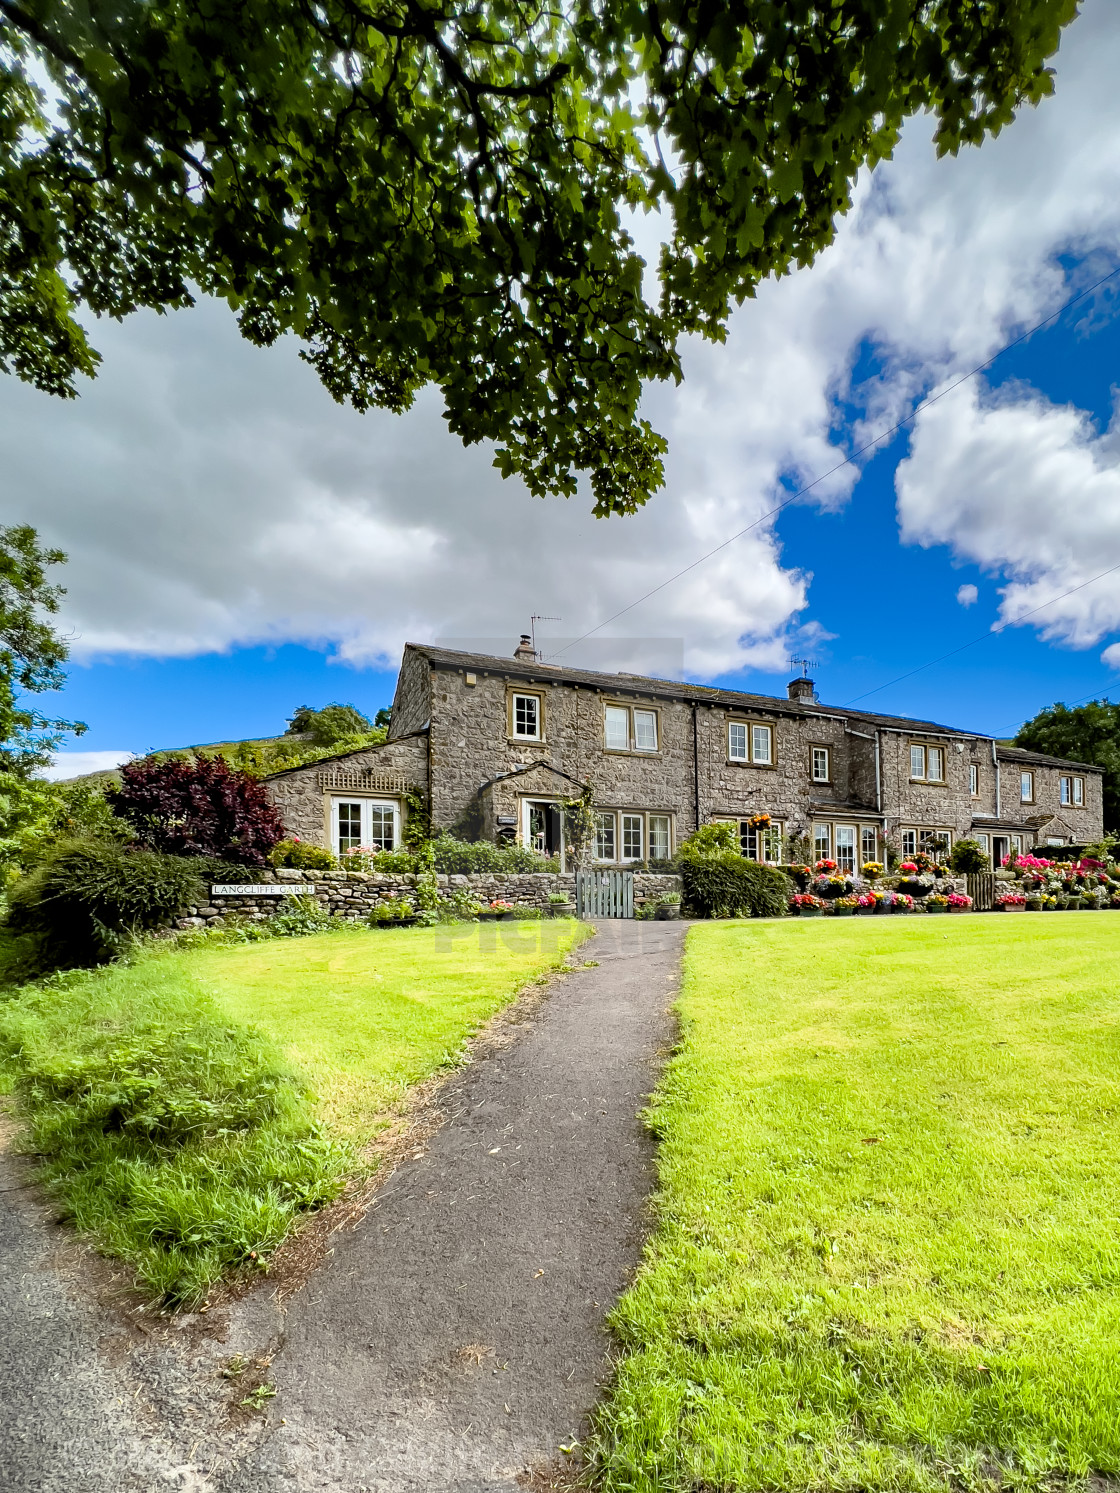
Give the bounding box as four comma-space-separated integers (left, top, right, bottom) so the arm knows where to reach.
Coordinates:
593, 809, 674, 864
900, 827, 953, 863
814, 821, 877, 870
331, 797, 399, 855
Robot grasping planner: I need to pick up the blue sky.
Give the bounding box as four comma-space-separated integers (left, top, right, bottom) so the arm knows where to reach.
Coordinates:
7, 0, 1120, 773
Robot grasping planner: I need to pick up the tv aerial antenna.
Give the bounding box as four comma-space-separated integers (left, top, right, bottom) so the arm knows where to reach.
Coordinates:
787, 655, 817, 678
531, 615, 561, 655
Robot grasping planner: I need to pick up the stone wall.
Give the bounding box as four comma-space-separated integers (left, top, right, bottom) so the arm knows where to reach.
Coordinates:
174, 869, 682, 928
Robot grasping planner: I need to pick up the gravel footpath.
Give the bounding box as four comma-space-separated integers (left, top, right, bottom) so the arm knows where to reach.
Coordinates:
0, 918, 684, 1492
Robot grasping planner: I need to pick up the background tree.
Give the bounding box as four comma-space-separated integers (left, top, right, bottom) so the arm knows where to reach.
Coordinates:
1015, 700, 1120, 834
286, 703, 375, 746
110, 755, 286, 865
1, 0, 1077, 514
0, 525, 86, 873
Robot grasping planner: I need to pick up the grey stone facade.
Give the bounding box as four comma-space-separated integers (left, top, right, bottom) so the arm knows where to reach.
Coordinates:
261, 643, 1104, 866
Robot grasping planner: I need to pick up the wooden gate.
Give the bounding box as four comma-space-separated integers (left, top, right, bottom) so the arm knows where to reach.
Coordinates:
967, 873, 996, 911
576, 870, 634, 919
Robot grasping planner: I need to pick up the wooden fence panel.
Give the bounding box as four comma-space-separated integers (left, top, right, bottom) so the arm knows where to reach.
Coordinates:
576, 870, 635, 918
967, 873, 996, 911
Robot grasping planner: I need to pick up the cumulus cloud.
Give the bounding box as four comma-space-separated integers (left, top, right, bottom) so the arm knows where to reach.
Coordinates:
41, 750, 135, 782
1, 0, 1119, 678
956, 584, 979, 608
897, 383, 1120, 649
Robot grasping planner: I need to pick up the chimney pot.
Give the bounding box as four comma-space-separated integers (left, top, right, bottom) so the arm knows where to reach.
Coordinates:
514, 633, 537, 662
788, 676, 815, 703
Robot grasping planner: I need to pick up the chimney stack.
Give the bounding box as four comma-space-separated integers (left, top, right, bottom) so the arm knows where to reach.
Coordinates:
513, 633, 537, 662
787, 675, 815, 704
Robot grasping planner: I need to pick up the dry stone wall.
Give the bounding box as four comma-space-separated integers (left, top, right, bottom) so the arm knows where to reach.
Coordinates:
174, 868, 682, 928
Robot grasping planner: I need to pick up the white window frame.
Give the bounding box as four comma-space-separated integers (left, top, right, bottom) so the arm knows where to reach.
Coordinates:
926, 746, 945, 783
512, 691, 541, 741
813, 823, 831, 860
1020, 770, 1034, 803
974, 832, 990, 853
330, 797, 400, 856
649, 814, 671, 862
620, 813, 644, 862
835, 825, 857, 874
1074, 775, 1084, 806
901, 829, 918, 859
752, 724, 774, 765
1060, 774, 1085, 807
603, 703, 659, 754
910, 745, 926, 780
969, 763, 979, 797
736, 819, 784, 864
861, 826, 877, 867
594, 811, 617, 861
811, 746, 830, 783
633, 709, 659, 753
728, 722, 748, 761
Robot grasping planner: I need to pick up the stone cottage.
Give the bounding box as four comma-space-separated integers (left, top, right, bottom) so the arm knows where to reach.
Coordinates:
264, 640, 1105, 870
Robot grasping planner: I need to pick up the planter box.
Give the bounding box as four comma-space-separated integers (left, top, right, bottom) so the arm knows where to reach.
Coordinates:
833, 906, 855, 917
796, 907, 823, 917
996, 904, 1025, 912
373, 915, 421, 928
949, 905, 970, 913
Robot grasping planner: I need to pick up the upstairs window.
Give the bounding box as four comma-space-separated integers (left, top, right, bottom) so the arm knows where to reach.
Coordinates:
1060, 775, 1084, 806
604, 705, 629, 751
1020, 771, 1034, 803
512, 692, 541, 740
603, 704, 659, 753
811, 746, 830, 783
969, 763, 979, 796
910, 744, 945, 782
729, 721, 774, 764
633, 709, 658, 752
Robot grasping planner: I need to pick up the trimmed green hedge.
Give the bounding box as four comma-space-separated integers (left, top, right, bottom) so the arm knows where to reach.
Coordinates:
681, 852, 788, 919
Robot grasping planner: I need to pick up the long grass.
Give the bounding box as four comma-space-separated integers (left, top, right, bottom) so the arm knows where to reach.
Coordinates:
0, 919, 585, 1304
591, 915, 1120, 1493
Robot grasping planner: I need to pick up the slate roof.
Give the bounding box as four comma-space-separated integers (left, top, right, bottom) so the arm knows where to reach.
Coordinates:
410, 644, 982, 739
995, 744, 1103, 774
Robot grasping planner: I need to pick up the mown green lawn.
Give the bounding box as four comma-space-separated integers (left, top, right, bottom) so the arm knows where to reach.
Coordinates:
201, 919, 588, 1140
592, 914, 1120, 1493
0, 919, 586, 1302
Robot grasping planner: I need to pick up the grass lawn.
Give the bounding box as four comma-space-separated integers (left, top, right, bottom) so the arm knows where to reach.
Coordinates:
199, 919, 588, 1140
592, 914, 1120, 1493
0, 919, 586, 1303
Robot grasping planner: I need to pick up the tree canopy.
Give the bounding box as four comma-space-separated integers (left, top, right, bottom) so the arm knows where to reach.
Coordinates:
286, 701, 375, 745
2, 0, 1077, 513
1015, 699, 1120, 834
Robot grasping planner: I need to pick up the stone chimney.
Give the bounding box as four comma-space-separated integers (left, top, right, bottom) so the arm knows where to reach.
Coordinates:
513, 633, 537, 662
787, 675, 816, 704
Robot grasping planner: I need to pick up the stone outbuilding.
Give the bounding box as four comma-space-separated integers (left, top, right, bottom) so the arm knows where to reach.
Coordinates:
262, 641, 1105, 870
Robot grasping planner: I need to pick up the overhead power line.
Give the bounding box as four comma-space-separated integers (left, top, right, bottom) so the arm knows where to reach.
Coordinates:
550, 261, 1120, 662
842, 561, 1120, 707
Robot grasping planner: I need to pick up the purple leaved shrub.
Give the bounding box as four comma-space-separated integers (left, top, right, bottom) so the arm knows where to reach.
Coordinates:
111, 756, 285, 865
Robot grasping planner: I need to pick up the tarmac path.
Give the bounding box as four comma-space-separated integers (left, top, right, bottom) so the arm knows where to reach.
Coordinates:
0, 918, 684, 1492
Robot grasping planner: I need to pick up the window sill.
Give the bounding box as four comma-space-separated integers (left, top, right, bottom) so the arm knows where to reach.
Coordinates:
910, 777, 946, 785
509, 735, 546, 745
727, 758, 776, 769
602, 747, 662, 758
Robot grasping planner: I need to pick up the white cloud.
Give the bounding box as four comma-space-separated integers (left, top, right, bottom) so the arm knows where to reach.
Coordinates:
0, 0, 1118, 679
40, 750, 135, 782
956, 584, 979, 608
897, 383, 1120, 649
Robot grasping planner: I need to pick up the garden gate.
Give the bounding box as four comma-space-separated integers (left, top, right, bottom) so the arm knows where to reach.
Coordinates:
967, 873, 996, 911
575, 870, 634, 918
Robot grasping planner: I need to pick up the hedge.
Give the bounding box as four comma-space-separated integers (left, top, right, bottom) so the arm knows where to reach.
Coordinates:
681, 852, 788, 919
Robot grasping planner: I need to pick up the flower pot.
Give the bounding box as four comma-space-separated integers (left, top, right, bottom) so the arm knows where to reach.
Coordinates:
949, 905, 970, 913
797, 906, 822, 917
375, 915, 420, 928
926, 903, 948, 914
654, 905, 680, 921
833, 906, 855, 917
478, 910, 512, 921
1025, 901, 1043, 911
547, 904, 575, 918
996, 904, 1025, 912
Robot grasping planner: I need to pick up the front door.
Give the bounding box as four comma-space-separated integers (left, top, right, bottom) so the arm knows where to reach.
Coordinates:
524, 800, 565, 867
993, 836, 1009, 868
